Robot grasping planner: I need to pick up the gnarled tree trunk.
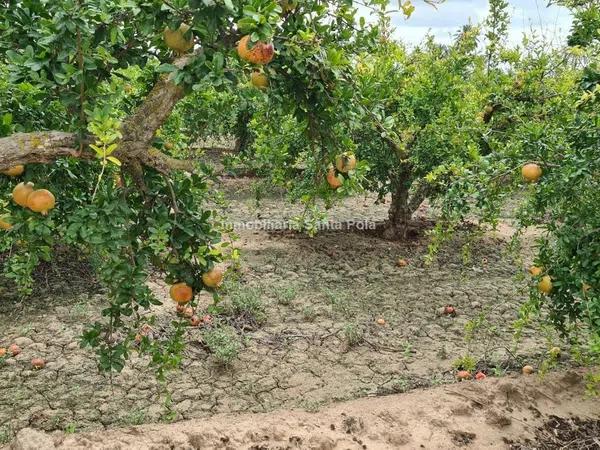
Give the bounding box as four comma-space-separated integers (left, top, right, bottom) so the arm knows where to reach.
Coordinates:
383, 179, 429, 240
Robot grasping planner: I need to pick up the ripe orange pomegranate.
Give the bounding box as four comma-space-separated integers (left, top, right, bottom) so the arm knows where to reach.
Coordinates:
0, 348, 6, 357
170, 282, 193, 304
335, 153, 357, 173
521, 163, 542, 182
31, 358, 45, 369
163, 23, 194, 54
27, 189, 56, 215
237, 35, 274, 65
9, 344, 21, 356
456, 370, 471, 380
0, 218, 12, 231
2, 165, 25, 177
522, 365, 534, 375
475, 371, 487, 381
251, 71, 269, 89
12, 182, 35, 207
202, 266, 224, 288
326, 168, 342, 189
538, 275, 552, 294
528, 266, 542, 277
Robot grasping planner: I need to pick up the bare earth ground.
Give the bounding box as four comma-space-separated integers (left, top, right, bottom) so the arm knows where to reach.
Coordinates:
10, 369, 600, 449
0, 176, 597, 449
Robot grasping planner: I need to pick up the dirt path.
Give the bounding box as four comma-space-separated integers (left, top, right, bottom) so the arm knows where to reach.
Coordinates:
8, 369, 599, 449
0, 177, 589, 446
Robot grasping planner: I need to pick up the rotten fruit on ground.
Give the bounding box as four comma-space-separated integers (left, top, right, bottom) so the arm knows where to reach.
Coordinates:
443, 305, 456, 316
456, 370, 471, 380
163, 23, 194, 54
376, 318, 386, 326
521, 163, 542, 182
538, 275, 552, 294
335, 152, 357, 173
202, 267, 224, 288
251, 71, 269, 89
183, 307, 194, 318
31, 358, 45, 369
522, 365, 535, 375
396, 258, 408, 267
475, 371, 487, 381
27, 189, 56, 215
0, 348, 6, 357
9, 344, 21, 356
1, 165, 25, 177
170, 282, 193, 304
326, 168, 343, 189
237, 35, 274, 65
12, 182, 34, 207
190, 315, 201, 327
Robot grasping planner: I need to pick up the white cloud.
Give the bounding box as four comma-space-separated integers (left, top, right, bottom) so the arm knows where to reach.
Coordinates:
359, 0, 573, 47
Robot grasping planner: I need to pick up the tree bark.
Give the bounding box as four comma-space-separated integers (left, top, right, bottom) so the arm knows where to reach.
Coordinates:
383, 180, 429, 240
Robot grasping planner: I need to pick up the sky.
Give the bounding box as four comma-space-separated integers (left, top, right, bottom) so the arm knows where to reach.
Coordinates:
362, 0, 573, 47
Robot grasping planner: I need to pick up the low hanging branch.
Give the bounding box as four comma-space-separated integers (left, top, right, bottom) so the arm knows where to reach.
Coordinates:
0, 55, 194, 175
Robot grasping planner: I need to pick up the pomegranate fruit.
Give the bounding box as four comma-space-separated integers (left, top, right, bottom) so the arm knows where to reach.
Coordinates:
251, 71, 269, 89
170, 282, 193, 304
475, 371, 486, 381
528, 266, 542, 276
31, 358, 46, 369
163, 23, 194, 54
538, 275, 552, 294
202, 267, 224, 288
326, 168, 342, 189
456, 370, 471, 380
2, 165, 25, 177
190, 315, 201, 327
335, 153, 357, 173
522, 365, 534, 375
237, 35, 274, 65
12, 182, 35, 207
9, 344, 21, 356
27, 189, 56, 215
521, 163, 542, 182
396, 258, 408, 267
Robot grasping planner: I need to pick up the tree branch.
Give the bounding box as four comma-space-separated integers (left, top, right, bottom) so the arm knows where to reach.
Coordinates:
0, 55, 197, 176
0, 131, 92, 169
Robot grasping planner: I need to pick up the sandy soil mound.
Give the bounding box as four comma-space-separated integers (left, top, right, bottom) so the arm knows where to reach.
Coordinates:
9, 369, 598, 450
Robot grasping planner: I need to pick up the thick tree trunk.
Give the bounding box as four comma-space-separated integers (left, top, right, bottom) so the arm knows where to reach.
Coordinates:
383, 182, 412, 240
383, 181, 428, 240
